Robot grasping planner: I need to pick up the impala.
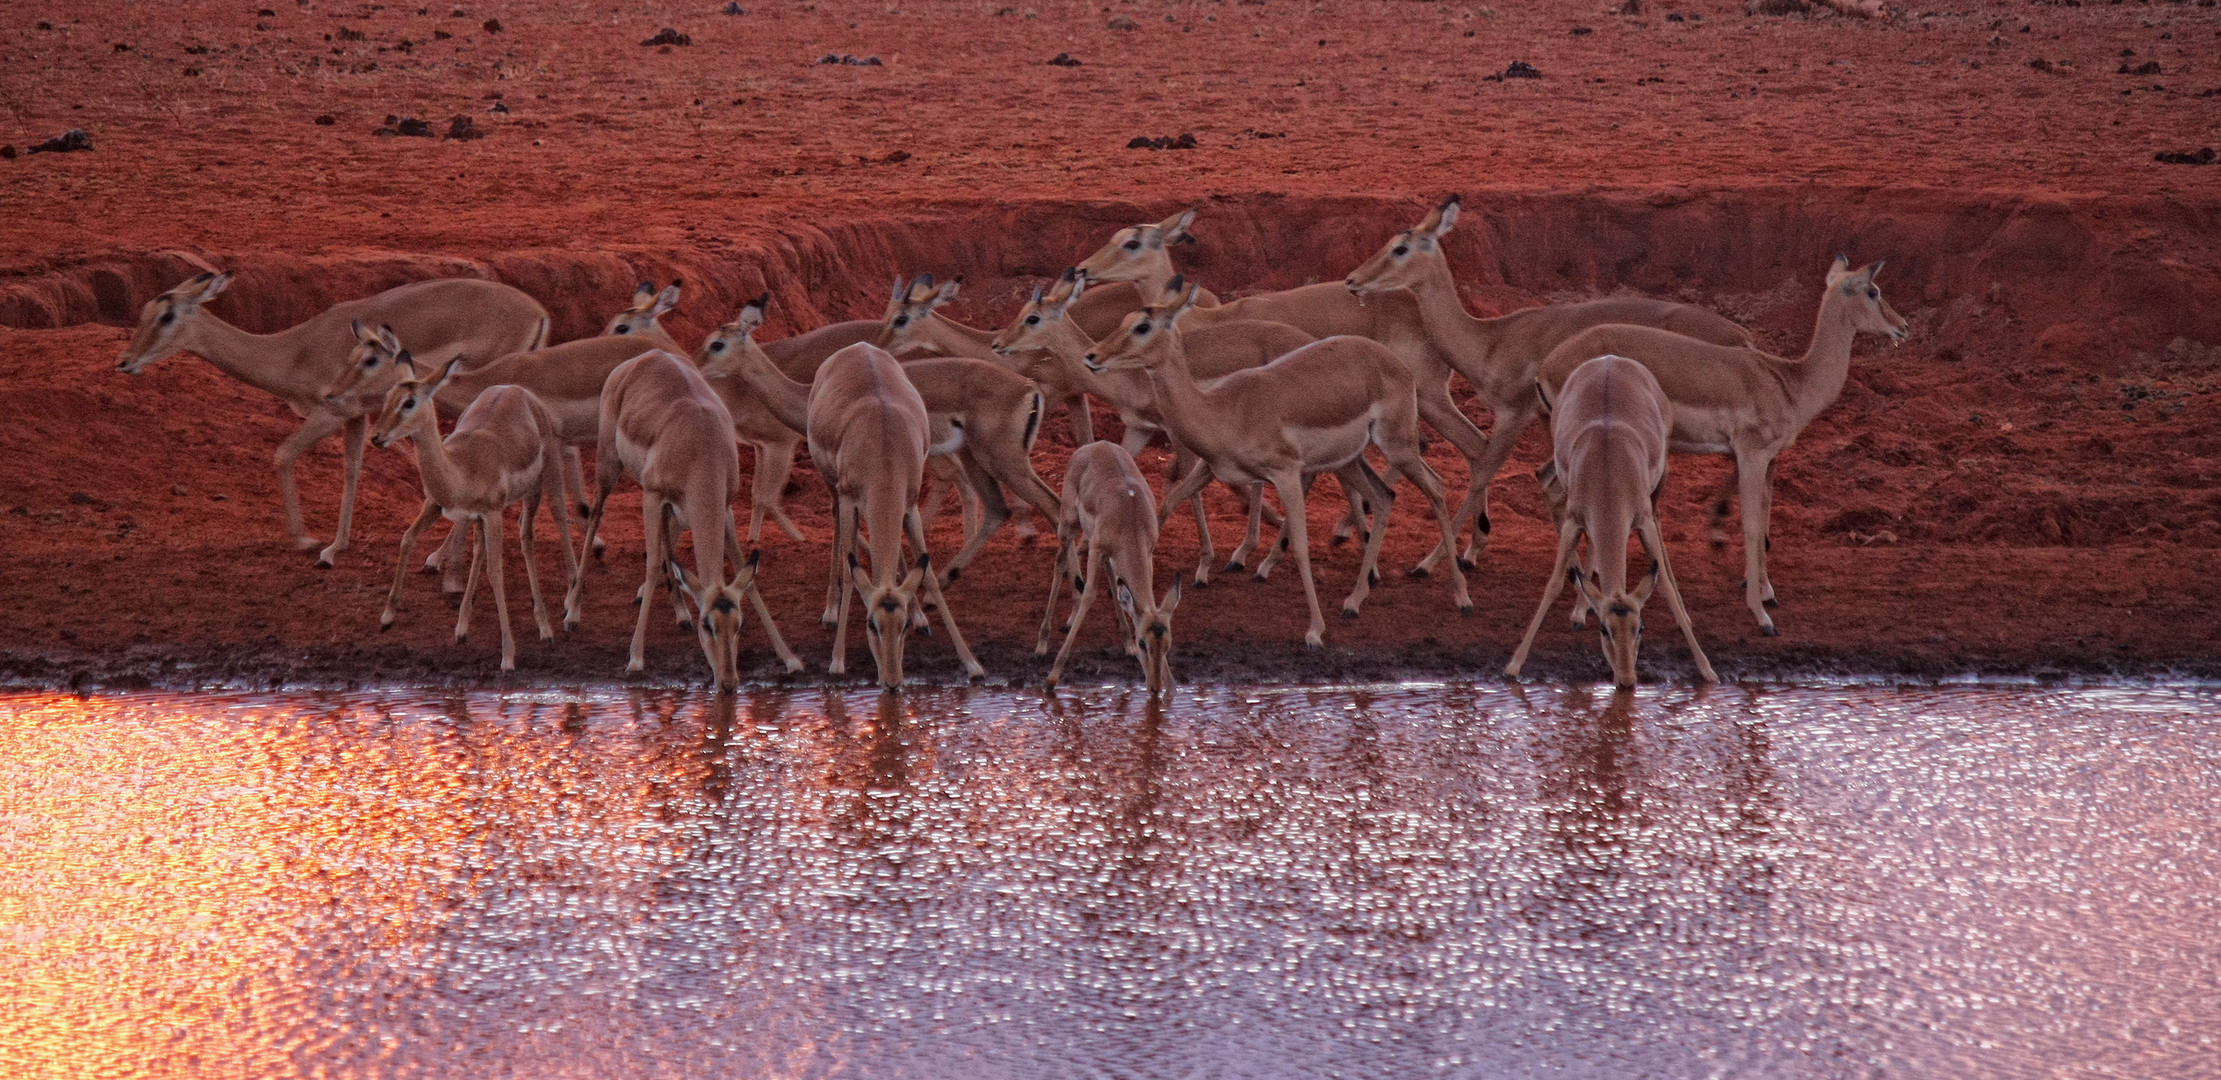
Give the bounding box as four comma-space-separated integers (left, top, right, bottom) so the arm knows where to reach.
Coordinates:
1536, 256, 1909, 634
369, 356, 579, 671
1504, 354, 1715, 689
1039, 441, 1181, 695
570, 349, 804, 689
1065, 207, 1223, 340
116, 271, 548, 566
1087, 278, 1470, 647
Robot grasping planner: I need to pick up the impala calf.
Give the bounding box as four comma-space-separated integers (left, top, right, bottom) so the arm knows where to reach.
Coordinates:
1505, 355, 1715, 689
1039, 442, 1182, 696
1536, 256, 1909, 634
369, 357, 579, 671
1088, 278, 1471, 647
1342, 195, 1755, 573
570, 349, 804, 689
806, 343, 985, 687
116, 271, 549, 566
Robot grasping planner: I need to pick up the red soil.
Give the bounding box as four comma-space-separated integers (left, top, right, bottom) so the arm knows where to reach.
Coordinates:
2, 0, 2218, 688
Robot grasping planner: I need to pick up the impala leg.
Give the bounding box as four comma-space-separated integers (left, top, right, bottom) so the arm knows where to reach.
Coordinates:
1168, 447, 1218, 576
383, 498, 443, 630
314, 414, 368, 568
727, 515, 804, 674
274, 410, 347, 552
753, 436, 804, 543
1265, 471, 1327, 647
485, 507, 516, 671
1067, 393, 1094, 445
1736, 448, 1779, 635
1334, 462, 1393, 617
1641, 516, 1717, 684
1506, 522, 1582, 679
564, 447, 606, 560
1037, 522, 1076, 655
565, 488, 611, 624
828, 498, 857, 673
1046, 541, 1105, 690
547, 458, 583, 632
933, 455, 1010, 589
1389, 450, 1473, 615
1156, 458, 1216, 588
1408, 373, 1491, 575
454, 517, 485, 644
663, 504, 692, 630
519, 490, 553, 642
434, 521, 471, 596
1759, 459, 1779, 606
629, 494, 668, 673
822, 481, 850, 630
1257, 475, 1318, 581
1227, 481, 1266, 576
914, 510, 986, 681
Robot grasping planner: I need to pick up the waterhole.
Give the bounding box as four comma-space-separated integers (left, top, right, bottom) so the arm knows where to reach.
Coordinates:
2, 684, 2215, 1078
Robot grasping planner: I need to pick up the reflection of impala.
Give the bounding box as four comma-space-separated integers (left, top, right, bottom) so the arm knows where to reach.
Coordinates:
1341, 196, 1753, 573
803, 343, 984, 688
1087, 278, 1471, 647
368, 356, 578, 672
116, 271, 548, 567
570, 349, 803, 691
1505, 354, 1714, 690
1538, 256, 1909, 634
1039, 441, 1180, 696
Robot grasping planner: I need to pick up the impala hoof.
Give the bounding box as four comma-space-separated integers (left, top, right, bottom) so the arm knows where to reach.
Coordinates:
784, 658, 805, 674
626, 659, 645, 673
1763, 597, 1779, 609
1304, 633, 1325, 649
676, 619, 693, 631
1456, 558, 1476, 573
1459, 604, 1474, 617
1341, 606, 1360, 619
1223, 561, 1245, 574
379, 614, 395, 631
1329, 534, 1350, 548
1405, 565, 1430, 579
454, 633, 468, 644
1251, 571, 1269, 583
1760, 623, 1779, 637
315, 553, 337, 569
1368, 569, 1381, 586
500, 659, 516, 672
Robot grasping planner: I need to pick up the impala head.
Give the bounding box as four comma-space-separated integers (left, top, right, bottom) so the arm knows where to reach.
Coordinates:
1346, 195, 1460, 296
321, 319, 408, 405
694, 294, 769, 379
1115, 578, 1181, 698
117, 271, 233, 374
607, 279, 682, 338
1826, 255, 1910, 345
1576, 560, 1659, 691
669, 548, 762, 693
877, 273, 961, 353
850, 552, 930, 689
990, 268, 1088, 356
1084, 276, 1202, 373
369, 354, 461, 448
1075, 207, 1199, 284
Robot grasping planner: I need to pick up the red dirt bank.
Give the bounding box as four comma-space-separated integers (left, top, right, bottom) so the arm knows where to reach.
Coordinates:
1, 2, 2218, 688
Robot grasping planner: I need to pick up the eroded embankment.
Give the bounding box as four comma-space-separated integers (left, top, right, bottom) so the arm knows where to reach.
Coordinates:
2, 188, 2219, 690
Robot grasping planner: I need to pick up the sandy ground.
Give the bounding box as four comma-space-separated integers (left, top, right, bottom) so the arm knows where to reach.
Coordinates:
2, 0, 2218, 689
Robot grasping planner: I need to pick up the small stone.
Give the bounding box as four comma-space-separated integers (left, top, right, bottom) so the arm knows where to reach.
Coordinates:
1502, 60, 1541, 79
314, 113, 336, 125
445, 115, 483, 139
1047, 52, 1082, 67
172, 485, 189, 497
482, 17, 502, 32
1106, 14, 1139, 30
723, 1, 746, 13
210, 493, 229, 502
25, 128, 93, 154
640, 27, 692, 46
68, 491, 95, 505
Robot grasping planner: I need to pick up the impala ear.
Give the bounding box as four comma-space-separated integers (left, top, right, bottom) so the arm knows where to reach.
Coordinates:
1156, 274, 1186, 309
906, 272, 939, 304
351, 318, 379, 345
932, 279, 962, 307
1028, 283, 1044, 307
1061, 268, 1090, 306
735, 295, 767, 335
1159, 206, 1199, 241
650, 282, 682, 318
1421, 194, 1461, 237
630, 281, 657, 312
1867, 259, 1886, 281
1634, 559, 1660, 605
889, 275, 907, 306
1827, 254, 1851, 281
429, 355, 464, 393
376, 324, 403, 356
195, 271, 233, 302
896, 552, 928, 596
1170, 279, 1202, 320
666, 554, 702, 597
730, 547, 762, 592
1160, 577, 1181, 615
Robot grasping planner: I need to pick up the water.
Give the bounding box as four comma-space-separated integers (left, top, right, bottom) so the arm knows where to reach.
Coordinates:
2, 684, 2216, 1079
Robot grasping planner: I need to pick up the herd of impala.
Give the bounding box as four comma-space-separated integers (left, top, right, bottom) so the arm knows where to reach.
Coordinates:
112, 197, 1910, 692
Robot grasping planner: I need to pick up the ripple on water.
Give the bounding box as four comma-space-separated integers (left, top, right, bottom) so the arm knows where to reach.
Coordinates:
0, 684, 2216, 1079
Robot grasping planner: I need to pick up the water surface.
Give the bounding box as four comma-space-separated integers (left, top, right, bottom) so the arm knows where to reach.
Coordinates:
2, 684, 2216, 1078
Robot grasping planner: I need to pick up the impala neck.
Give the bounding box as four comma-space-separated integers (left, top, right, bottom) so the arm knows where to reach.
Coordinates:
400, 411, 472, 509
1138, 335, 1219, 455
1406, 258, 1500, 364
1785, 289, 1862, 427
736, 347, 813, 434
1041, 318, 1119, 399
175, 312, 319, 402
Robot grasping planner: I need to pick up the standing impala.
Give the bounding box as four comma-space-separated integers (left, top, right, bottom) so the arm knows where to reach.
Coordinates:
116, 271, 549, 567
990, 267, 1319, 579
1341, 196, 1756, 574
698, 284, 1060, 586
1536, 256, 1910, 634
1504, 354, 1715, 690
369, 356, 579, 672
805, 343, 985, 687
570, 349, 804, 690
1087, 278, 1471, 647
1039, 441, 1181, 696
1065, 207, 1223, 340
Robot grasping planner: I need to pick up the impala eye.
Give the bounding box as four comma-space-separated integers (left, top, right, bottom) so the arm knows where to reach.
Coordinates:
1025, 315, 1039, 326
1123, 240, 1141, 251
1393, 245, 1409, 257
363, 357, 377, 368
614, 324, 631, 334
1135, 321, 1152, 335
893, 315, 908, 327
403, 396, 417, 409
159, 312, 175, 325
709, 341, 726, 352
1867, 287, 1879, 299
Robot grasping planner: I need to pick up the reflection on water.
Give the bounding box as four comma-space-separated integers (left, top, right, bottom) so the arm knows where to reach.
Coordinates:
2, 684, 2216, 1078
